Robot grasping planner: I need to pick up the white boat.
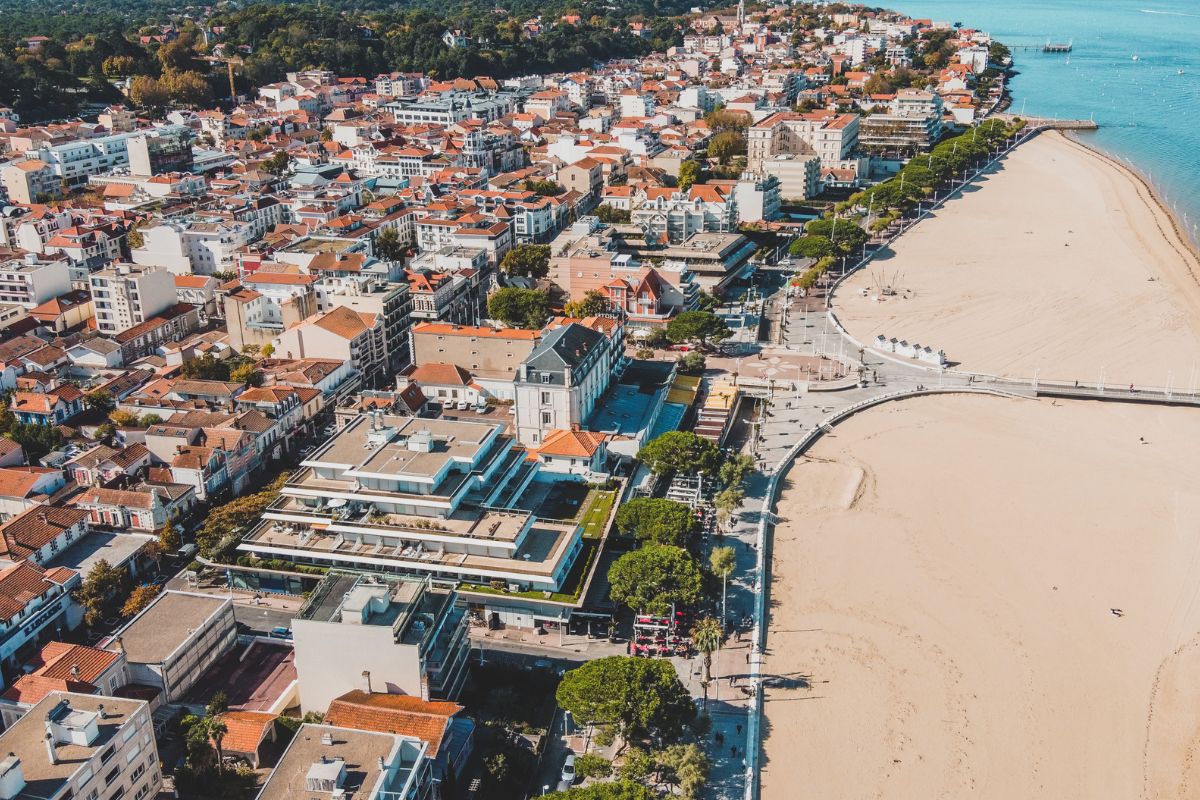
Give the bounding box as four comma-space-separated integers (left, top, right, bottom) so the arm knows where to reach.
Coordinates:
1131, 54, 1139, 61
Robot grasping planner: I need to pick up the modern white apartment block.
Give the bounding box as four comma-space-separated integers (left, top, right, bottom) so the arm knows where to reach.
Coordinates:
0, 255, 71, 308
292, 572, 470, 713
242, 414, 581, 593
0, 693, 160, 800
88, 263, 177, 335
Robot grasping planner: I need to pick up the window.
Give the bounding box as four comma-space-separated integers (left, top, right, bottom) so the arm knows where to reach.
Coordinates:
540, 392, 550, 405
104, 766, 119, 786
540, 373, 551, 384
541, 412, 552, 425
101, 747, 117, 765
130, 764, 145, 783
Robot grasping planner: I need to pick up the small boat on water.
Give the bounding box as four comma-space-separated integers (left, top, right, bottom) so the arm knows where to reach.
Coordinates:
1131, 54, 1139, 61
1179, 68, 1186, 75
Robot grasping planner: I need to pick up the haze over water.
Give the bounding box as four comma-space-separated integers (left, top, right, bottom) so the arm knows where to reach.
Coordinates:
886, 0, 1200, 243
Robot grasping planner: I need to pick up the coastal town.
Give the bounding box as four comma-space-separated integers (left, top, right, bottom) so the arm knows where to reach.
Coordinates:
0, 1, 1194, 799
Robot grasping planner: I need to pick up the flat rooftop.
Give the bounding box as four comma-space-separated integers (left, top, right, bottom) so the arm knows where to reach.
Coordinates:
243, 519, 577, 580
0, 693, 143, 800
267, 494, 530, 543
257, 725, 404, 800
310, 414, 501, 481
109, 591, 229, 664
283, 237, 359, 254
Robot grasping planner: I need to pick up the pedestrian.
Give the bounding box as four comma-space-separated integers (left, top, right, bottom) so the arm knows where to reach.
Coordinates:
737, 723, 742, 734
745, 652, 750, 664
715, 731, 724, 745
731, 746, 738, 758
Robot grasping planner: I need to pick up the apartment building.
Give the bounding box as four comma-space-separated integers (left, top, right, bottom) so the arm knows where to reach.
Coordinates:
275, 306, 389, 388
760, 152, 821, 200
257, 723, 434, 800
513, 322, 616, 447
292, 572, 470, 712
631, 184, 737, 244
222, 272, 319, 351
241, 414, 582, 595
0, 255, 71, 309
88, 263, 177, 336
323, 277, 414, 373
859, 89, 946, 154
746, 111, 860, 170
0, 562, 79, 677
0, 160, 58, 205
409, 322, 539, 400
0, 693, 161, 800
105, 591, 236, 703
131, 217, 256, 276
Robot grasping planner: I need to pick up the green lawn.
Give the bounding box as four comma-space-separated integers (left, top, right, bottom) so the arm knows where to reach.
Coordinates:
579, 489, 616, 539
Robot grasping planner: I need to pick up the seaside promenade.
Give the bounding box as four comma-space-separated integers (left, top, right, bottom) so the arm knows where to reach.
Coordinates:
711, 113, 1200, 800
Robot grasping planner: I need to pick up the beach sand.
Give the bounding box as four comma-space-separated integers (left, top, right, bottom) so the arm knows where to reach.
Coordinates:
837, 131, 1200, 386
761, 393, 1200, 800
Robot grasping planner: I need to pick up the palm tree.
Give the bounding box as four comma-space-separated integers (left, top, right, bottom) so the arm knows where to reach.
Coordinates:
709, 546, 736, 627
207, 716, 228, 775
691, 616, 723, 706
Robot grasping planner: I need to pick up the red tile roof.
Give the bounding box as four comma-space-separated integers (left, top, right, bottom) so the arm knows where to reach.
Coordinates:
324, 690, 462, 757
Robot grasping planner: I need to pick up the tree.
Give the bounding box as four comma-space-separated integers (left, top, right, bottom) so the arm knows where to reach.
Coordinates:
524, 178, 564, 196
263, 150, 290, 176
75, 559, 128, 627
656, 743, 711, 800
710, 546, 736, 624
608, 544, 703, 615
564, 289, 610, 318
108, 409, 140, 427
676, 351, 705, 375
162, 70, 212, 107
158, 523, 182, 552
690, 616, 723, 703
229, 362, 263, 387
704, 109, 751, 133
594, 205, 631, 224
375, 226, 405, 261
121, 583, 162, 617
500, 243, 551, 279
128, 75, 169, 108
556, 656, 695, 749
140, 414, 163, 426
638, 431, 720, 476
805, 218, 869, 255
573, 754, 613, 780
545, 782, 656, 800
102, 55, 136, 77
788, 234, 834, 260
720, 453, 755, 488
614, 498, 696, 545
665, 311, 730, 348
204, 714, 228, 775
487, 287, 549, 329
714, 486, 745, 517
261, 343, 275, 358
141, 540, 165, 573
677, 160, 701, 192
707, 130, 745, 165
642, 328, 669, 349
197, 472, 289, 558
85, 389, 115, 413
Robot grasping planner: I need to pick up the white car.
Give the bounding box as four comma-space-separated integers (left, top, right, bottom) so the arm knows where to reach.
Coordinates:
560, 754, 576, 785
455, 400, 470, 410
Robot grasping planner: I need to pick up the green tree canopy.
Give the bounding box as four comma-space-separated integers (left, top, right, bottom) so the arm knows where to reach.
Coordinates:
664, 311, 730, 347
804, 218, 869, 255
638, 430, 720, 476
564, 289, 610, 318
789, 234, 834, 259
677, 160, 702, 192
608, 544, 704, 615
595, 205, 631, 224
500, 243, 551, 279
487, 287, 550, 329
555, 656, 696, 748
614, 498, 697, 545
707, 130, 745, 165
545, 782, 656, 800
375, 226, 405, 261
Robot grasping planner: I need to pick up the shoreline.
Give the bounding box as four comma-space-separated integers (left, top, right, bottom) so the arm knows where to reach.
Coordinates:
1062, 130, 1200, 289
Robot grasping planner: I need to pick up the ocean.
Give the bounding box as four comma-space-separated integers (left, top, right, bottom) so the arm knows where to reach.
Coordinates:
885, 0, 1200, 243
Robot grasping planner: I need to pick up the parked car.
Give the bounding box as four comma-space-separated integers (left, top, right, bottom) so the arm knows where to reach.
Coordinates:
455, 400, 470, 410
268, 626, 293, 640
560, 753, 576, 785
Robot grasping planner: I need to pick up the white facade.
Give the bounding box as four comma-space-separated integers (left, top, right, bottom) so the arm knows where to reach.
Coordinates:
89, 263, 177, 335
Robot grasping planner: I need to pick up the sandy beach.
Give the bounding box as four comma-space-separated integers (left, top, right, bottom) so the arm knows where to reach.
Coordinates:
760, 393, 1200, 800
837, 131, 1200, 386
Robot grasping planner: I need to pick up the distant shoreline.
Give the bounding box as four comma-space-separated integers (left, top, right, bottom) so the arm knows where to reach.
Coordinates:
1063, 130, 1200, 287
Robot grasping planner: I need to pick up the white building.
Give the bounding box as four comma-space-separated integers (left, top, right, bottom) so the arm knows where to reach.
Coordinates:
292, 572, 470, 713
131, 218, 256, 276
89, 263, 177, 335
0, 693, 161, 800
0, 254, 71, 308
514, 322, 618, 447
733, 173, 782, 223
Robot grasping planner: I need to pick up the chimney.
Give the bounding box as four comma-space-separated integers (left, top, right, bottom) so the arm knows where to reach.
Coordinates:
113, 636, 124, 654
361, 670, 371, 694
320, 732, 334, 746
377, 756, 386, 771
69, 665, 80, 681
97, 704, 106, 720
43, 734, 56, 766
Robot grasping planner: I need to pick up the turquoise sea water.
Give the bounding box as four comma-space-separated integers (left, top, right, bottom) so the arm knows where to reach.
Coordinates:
886, 0, 1200, 242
